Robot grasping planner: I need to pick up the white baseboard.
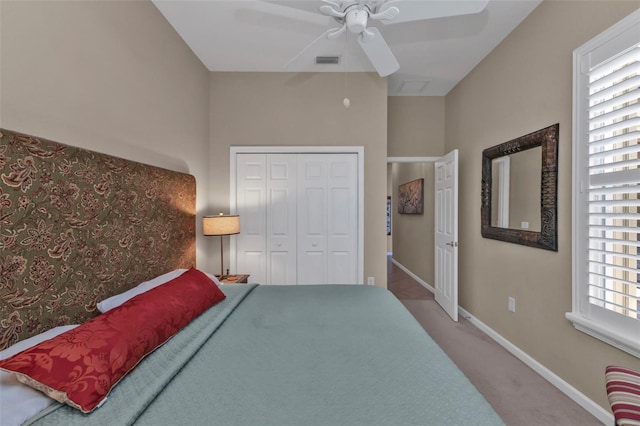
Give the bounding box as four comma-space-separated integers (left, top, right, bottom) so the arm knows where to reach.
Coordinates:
459, 307, 612, 425
391, 258, 613, 425
391, 258, 435, 293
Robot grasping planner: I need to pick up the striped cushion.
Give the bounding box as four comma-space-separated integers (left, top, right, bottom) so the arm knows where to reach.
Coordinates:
606, 366, 640, 426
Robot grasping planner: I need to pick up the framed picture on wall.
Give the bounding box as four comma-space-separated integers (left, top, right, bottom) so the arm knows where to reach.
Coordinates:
398, 179, 424, 214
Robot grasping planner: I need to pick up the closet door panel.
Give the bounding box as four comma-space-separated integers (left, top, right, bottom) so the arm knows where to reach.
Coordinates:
297, 156, 327, 285
327, 154, 358, 284
300, 252, 327, 284
266, 154, 297, 285
236, 154, 267, 283
268, 251, 290, 284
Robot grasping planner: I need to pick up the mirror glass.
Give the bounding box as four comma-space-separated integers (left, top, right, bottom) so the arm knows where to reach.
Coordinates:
490, 147, 541, 231
481, 124, 558, 251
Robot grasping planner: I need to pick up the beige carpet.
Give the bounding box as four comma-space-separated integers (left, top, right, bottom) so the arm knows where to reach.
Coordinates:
387, 260, 604, 426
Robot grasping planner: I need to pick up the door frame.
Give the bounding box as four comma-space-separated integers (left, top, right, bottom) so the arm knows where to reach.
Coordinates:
387, 154, 459, 321
230, 146, 365, 284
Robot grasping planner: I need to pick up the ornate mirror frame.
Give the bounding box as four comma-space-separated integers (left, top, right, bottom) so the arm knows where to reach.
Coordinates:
481, 124, 559, 251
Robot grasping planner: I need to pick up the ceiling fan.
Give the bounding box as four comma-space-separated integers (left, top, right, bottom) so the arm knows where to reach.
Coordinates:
279, 0, 489, 77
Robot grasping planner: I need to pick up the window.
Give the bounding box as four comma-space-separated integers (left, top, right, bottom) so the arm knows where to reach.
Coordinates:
568, 9, 640, 358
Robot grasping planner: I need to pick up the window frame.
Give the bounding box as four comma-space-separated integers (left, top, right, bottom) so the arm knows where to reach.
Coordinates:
568, 8, 640, 359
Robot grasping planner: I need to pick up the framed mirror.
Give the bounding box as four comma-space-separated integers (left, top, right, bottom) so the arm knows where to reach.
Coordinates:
481, 124, 559, 251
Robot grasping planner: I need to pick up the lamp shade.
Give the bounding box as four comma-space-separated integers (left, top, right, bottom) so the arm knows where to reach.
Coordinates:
203, 214, 240, 236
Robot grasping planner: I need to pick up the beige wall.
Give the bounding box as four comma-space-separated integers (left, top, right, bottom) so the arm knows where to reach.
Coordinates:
388, 96, 445, 157
208, 72, 388, 286
387, 97, 445, 284
0, 0, 211, 267
445, 0, 640, 411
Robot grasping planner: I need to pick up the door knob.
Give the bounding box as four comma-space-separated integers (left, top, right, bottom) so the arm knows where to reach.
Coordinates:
445, 241, 458, 247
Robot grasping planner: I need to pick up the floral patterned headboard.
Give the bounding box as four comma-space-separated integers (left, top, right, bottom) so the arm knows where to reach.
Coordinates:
0, 129, 196, 350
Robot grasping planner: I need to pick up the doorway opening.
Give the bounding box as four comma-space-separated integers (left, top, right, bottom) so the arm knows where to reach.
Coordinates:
387, 156, 440, 289
387, 153, 459, 321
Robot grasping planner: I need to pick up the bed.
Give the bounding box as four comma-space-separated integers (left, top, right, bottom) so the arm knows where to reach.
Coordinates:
13, 283, 503, 426
0, 130, 504, 425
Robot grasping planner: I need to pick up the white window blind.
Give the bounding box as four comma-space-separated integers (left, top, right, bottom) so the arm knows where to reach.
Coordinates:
568, 9, 640, 358
587, 43, 640, 321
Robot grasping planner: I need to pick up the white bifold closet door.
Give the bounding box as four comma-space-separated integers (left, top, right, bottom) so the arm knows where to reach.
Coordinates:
235, 153, 358, 285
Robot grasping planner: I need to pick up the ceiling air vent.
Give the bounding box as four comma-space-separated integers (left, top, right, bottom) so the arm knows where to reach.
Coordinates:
315, 56, 340, 65
398, 80, 430, 94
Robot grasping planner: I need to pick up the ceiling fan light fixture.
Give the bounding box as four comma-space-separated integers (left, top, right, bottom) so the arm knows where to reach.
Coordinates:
346, 9, 368, 34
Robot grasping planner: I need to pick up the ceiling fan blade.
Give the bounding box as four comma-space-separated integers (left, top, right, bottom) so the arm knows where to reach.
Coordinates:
378, 0, 489, 24
284, 27, 341, 71
369, 6, 399, 22
319, 4, 345, 18
357, 27, 399, 77
263, 0, 326, 15
320, 0, 343, 11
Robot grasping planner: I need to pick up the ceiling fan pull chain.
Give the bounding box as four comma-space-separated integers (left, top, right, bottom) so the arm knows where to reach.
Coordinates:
343, 30, 350, 109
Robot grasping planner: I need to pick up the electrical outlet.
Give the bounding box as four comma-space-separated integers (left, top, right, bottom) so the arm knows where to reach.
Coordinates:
508, 296, 516, 313
367, 277, 375, 285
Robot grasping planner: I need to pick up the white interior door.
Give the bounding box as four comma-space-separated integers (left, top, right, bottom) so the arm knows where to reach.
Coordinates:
434, 149, 459, 321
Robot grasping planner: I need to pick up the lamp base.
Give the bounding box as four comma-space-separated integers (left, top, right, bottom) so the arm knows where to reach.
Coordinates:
219, 235, 224, 278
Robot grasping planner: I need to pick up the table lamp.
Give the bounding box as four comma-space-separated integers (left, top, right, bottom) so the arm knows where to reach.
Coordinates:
203, 213, 240, 277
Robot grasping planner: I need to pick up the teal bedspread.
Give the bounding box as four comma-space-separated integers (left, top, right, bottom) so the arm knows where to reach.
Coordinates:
28, 285, 503, 426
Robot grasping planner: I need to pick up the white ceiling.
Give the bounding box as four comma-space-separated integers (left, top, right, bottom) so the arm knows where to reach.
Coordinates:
152, 0, 541, 96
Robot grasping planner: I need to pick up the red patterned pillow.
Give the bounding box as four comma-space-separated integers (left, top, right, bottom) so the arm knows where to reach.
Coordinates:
0, 268, 225, 413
